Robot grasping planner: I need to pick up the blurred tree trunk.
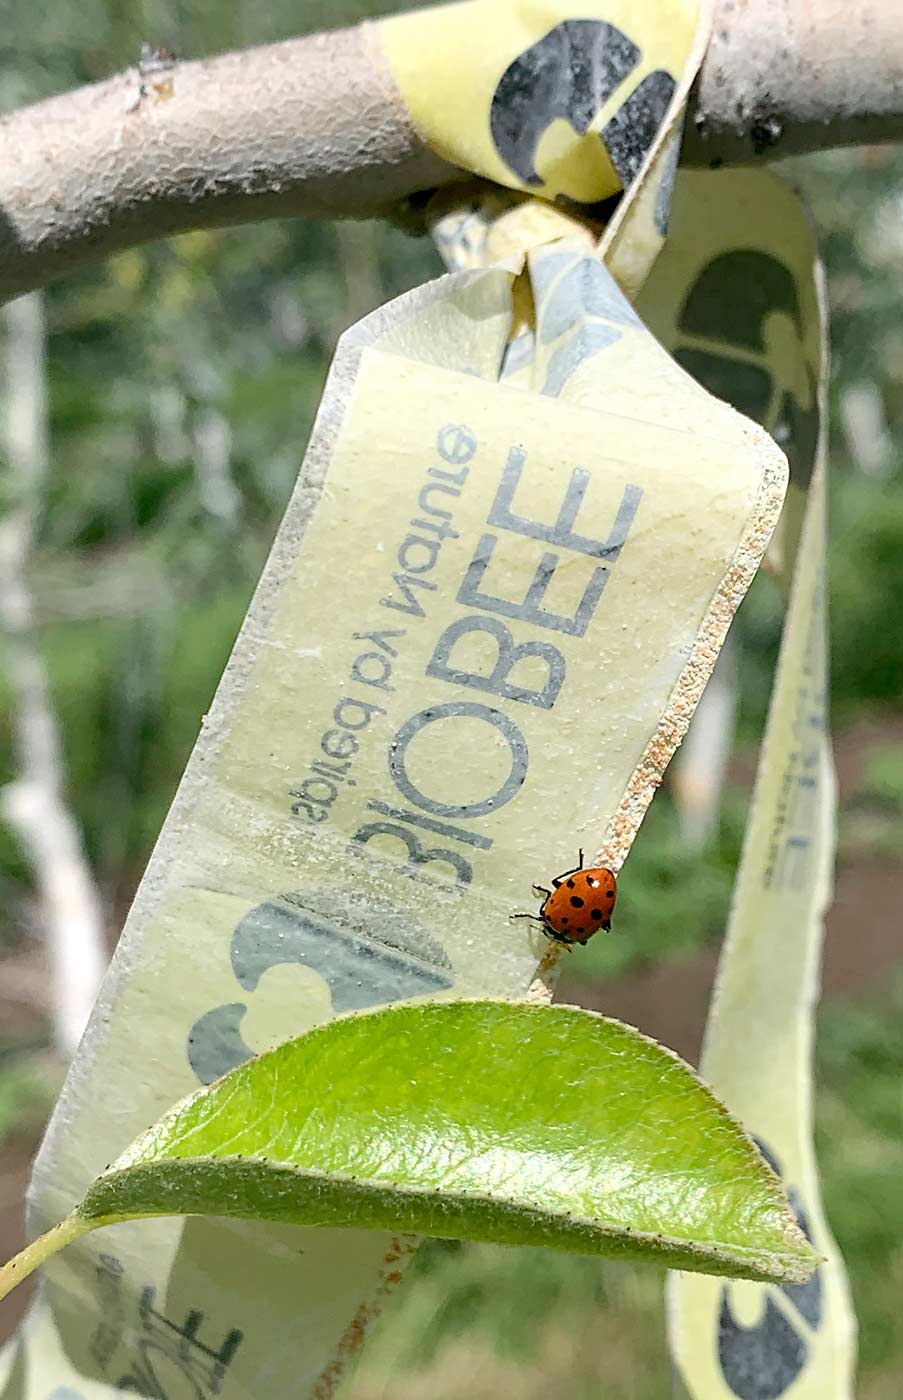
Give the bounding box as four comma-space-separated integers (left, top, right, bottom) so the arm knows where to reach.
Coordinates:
0, 292, 107, 1056
672, 633, 738, 853
840, 381, 895, 476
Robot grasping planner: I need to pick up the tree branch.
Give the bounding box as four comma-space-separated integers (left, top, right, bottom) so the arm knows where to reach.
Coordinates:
0, 0, 901, 302
684, 0, 903, 164
0, 25, 458, 302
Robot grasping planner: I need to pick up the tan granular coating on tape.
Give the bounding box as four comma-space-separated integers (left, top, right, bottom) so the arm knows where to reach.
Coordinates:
527, 425, 788, 1006
311, 1234, 418, 1399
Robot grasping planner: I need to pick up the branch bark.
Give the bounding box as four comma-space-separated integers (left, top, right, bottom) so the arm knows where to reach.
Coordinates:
0, 0, 901, 302
686, 0, 903, 164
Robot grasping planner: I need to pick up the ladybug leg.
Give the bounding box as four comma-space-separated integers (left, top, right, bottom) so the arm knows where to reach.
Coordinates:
602, 918, 612, 932
511, 912, 545, 926
552, 866, 580, 887
532, 884, 552, 899
541, 927, 572, 948
578, 847, 584, 868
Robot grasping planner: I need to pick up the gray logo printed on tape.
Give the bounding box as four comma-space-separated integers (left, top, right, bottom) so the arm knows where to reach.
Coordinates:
718, 1139, 823, 1399
188, 890, 453, 1084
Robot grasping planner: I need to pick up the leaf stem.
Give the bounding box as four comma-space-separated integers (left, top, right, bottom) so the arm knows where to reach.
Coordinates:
0, 1214, 94, 1302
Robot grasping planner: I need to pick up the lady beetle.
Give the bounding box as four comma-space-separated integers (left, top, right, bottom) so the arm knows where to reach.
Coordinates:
515, 849, 617, 947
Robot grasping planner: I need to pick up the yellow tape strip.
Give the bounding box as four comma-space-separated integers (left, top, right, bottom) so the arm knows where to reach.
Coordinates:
380, 0, 703, 207
652, 170, 857, 1400
9, 243, 784, 1398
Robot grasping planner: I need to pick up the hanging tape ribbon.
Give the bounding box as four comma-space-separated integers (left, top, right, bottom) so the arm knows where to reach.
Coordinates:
645, 170, 857, 1400
2, 3, 853, 1398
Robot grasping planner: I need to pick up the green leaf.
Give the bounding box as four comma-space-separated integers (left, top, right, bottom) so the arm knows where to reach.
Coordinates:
0, 1002, 817, 1302
90, 1002, 813, 1279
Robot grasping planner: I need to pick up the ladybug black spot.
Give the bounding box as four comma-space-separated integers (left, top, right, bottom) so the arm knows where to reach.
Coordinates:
591, 908, 604, 920
570, 895, 584, 908
566, 878, 576, 889
561, 916, 569, 924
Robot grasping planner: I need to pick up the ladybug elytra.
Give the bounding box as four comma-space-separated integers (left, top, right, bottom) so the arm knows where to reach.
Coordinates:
515, 849, 617, 947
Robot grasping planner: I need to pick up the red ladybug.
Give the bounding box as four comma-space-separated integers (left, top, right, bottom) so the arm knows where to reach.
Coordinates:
516, 849, 617, 947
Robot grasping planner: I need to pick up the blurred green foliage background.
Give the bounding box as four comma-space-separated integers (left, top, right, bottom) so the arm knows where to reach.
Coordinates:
0, 3, 902, 1397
